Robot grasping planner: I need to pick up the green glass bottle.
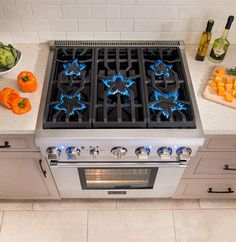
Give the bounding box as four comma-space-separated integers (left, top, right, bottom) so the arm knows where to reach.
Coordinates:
195, 19, 214, 61
209, 15, 234, 63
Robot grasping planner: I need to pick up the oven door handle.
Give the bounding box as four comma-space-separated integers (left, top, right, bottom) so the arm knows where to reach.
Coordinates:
50, 161, 183, 168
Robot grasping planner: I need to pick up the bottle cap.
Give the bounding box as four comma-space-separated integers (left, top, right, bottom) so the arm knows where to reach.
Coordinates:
225, 15, 234, 29
206, 19, 214, 32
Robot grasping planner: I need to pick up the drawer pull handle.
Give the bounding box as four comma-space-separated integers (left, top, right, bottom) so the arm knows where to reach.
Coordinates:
223, 165, 236, 171
0, 141, 11, 149
39, 159, 47, 178
208, 188, 234, 194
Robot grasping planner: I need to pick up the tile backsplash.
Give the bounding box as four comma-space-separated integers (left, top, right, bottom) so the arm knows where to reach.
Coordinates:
0, 0, 236, 44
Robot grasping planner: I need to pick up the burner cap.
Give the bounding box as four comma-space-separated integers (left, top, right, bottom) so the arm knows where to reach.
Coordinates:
63, 59, 86, 76
102, 73, 134, 97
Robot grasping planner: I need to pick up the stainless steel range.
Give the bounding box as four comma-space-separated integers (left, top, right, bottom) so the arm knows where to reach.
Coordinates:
35, 40, 204, 198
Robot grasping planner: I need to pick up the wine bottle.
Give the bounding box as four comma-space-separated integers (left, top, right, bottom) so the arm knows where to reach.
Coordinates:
195, 19, 214, 61
209, 15, 234, 63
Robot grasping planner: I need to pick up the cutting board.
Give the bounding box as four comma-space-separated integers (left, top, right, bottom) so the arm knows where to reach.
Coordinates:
203, 66, 236, 109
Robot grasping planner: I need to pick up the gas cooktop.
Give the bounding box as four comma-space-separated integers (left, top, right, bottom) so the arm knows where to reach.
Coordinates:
43, 40, 196, 129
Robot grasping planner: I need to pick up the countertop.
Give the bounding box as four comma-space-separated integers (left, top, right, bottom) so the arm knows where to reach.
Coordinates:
0, 43, 235, 135
0, 44, 49, 135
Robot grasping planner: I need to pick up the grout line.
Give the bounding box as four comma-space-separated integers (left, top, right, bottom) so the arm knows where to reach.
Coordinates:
172, 210, 178, 242
0, 211, 5, 237
86, 210, 89, 242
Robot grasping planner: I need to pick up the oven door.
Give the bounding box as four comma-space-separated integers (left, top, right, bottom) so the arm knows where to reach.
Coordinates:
50, 162, 184, 198
79, 167, 158, 190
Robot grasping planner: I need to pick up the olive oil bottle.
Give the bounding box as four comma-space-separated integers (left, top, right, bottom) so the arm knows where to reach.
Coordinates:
195, 19, 214, 61
209, 15, 234, 63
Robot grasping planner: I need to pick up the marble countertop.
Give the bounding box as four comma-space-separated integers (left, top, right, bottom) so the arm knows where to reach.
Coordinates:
0, 44, 49, 135
0, 43, 235, 135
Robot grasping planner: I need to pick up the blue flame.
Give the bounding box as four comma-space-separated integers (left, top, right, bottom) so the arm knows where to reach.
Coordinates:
63, 59, 86, 76
53, 93, 86, 116
102, 73, 135, 97
150, 60, 173, 78
149, 90, 187, 119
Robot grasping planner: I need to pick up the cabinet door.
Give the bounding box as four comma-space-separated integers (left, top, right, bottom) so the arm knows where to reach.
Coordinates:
183, 152, 236, 179
0, 152, 59, 199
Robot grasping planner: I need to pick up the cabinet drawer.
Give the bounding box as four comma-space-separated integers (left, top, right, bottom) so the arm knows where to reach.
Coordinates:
207, 136, 236, 150
174, 179, 236, 199
184, 152, 236, 179
0, 135, 39, 151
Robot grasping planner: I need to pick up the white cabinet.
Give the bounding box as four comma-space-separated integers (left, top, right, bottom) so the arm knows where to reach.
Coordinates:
0, 135, 59, 199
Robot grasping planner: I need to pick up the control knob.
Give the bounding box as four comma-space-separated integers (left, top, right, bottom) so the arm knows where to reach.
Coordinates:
135, 147, 150, 159
176, 147, 192, 163
157, 147, 172, 160
66, 146, 80, 160
89, 148, 99, 159
46, 147, 61, 160
111, 146, 127, 159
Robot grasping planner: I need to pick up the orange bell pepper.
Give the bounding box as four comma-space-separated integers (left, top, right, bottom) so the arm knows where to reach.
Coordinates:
11, 97, 31, 115
17, 71, 37, 92
0, 87, 20, 109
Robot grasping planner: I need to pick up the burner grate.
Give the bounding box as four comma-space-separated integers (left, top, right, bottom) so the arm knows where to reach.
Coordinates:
93, 47, 146, 128
43, 47, 94, 128
141, 47, 195, 128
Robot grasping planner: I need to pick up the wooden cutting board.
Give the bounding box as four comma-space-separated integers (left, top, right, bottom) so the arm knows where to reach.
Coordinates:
203, 66, 236, 109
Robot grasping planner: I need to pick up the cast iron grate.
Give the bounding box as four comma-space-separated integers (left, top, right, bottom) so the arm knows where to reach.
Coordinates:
43, 44, 196, 129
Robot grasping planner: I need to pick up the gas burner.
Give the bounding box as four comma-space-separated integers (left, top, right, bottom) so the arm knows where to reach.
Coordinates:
102, 73, 135, 97
150, 60, 173, 78
63, 59, 86, 76
53, 93, 86, 116
149, 90, 186, 119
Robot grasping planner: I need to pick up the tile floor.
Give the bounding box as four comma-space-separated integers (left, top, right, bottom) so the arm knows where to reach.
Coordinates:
0, 199, 236, 242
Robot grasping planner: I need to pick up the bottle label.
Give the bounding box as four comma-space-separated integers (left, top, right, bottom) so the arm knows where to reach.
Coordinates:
213, 45, 225, 57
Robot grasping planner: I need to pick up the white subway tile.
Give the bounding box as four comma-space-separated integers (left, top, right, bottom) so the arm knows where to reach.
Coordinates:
146, 32, 176, 40
78, 19, 105, 31
136, 0, 165, 5
120, 32, 147, 40
21, 19, 50, 32
0, 32, 13, 43
45, 0, 60, 3
78, 0, 105, 4
32, 5, 62, 18
92, 5, 120, 18
38, 32, 66, 43
0, 20, 22, 32
121, 6, 149, 19
93, 32, 120, 40
49, 19, 77, 32
2, 5, 33, 19
179, 6, 235, 19
106, 19, 133, 32
135, 20, 176, 32
175, 19, 210, 32
15, 0, 45, 4
149, 6, 179, 19
11, 32, 39, 43
66, 32, 93, 40
61, 0, 76, 3
175, 32, 202, 44
0, 0, 15, 4
106, 0, 135, 4
62, 5, 91, 18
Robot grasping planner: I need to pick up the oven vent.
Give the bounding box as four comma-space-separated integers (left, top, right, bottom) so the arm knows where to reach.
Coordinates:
51, 40, 183, 47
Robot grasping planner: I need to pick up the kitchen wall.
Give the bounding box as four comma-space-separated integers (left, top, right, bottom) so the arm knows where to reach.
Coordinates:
0, 0, 236, 44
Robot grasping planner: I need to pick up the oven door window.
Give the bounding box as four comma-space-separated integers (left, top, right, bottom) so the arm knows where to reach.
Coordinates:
78, 167, 158, 190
